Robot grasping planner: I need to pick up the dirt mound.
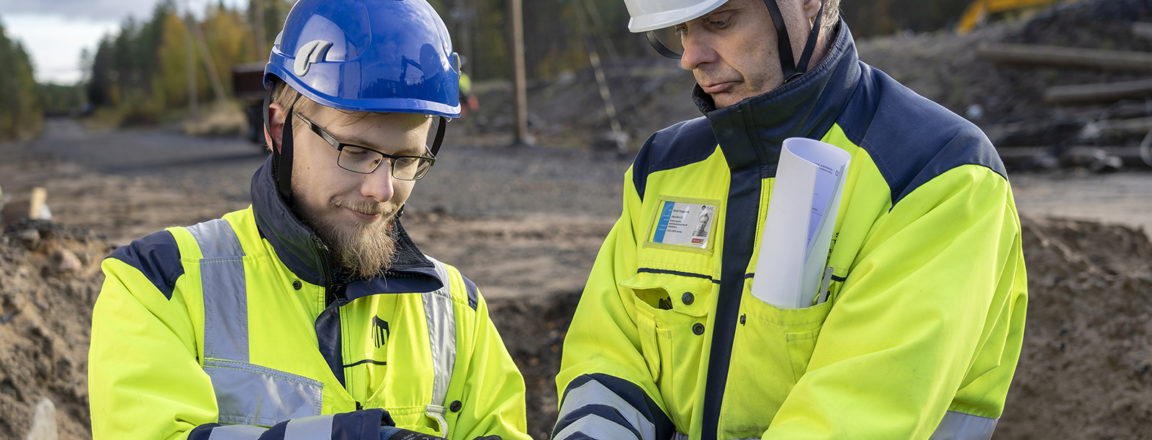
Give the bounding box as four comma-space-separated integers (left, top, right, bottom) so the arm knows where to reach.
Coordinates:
488, 291, 582, 440
2, 214, 1149, 439
997, 217, 1152, 439
0, 221, 110, 439
858, 0, 1152, 171
1007, 0, 1152, 50
485, 216, 1152, 439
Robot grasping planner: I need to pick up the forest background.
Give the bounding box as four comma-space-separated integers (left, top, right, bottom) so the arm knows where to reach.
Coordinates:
0, 0, 982, 141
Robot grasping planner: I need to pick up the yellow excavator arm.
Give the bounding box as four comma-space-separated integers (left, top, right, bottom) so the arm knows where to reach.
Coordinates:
958, 0, 1079, 34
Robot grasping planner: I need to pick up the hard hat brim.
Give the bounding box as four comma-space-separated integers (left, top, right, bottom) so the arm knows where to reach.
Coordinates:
626, 0, 727, 33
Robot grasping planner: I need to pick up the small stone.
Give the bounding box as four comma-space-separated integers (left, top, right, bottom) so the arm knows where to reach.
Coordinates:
18, 229, 40, 249
53, 249, 83, 273
25, 397, 57, 440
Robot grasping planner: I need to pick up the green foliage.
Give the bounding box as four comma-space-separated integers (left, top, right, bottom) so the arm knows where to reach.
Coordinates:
86, 0, 280, 126
203, 5, 257, 95
0, 17, 42, 140
38, 83, 86, 116
245, 0, 295, 54
447, 0, 646, 81
75, 0, 993, 127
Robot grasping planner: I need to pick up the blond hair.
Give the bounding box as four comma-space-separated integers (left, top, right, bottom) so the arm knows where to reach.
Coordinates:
269, 80, 369, 126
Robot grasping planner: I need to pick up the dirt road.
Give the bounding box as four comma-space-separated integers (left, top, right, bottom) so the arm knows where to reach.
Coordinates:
5, 118, 635, 299
8, 118, 1149, 258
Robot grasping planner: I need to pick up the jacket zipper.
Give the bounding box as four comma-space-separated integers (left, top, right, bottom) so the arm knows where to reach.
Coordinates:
315, 237, 356, 397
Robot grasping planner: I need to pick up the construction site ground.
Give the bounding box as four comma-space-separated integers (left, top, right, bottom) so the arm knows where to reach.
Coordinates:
3, 2, 1152, 438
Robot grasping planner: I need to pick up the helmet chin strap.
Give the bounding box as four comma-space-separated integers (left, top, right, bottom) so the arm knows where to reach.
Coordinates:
429, 116, 448, 157
266, 90, 303, 203
761, 0, 825, 82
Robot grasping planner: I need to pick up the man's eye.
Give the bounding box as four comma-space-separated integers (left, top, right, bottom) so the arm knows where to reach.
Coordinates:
705, 12, 732, 28
342, 147, 369, 157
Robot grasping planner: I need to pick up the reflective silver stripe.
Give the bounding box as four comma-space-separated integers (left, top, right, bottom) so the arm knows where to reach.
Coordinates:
930, 411, 997, 440
187, 219, 323, 425
424, 257, 458, 438
205, 358, 324, 426
206, 424, 266, 440
283, 414, 335, 440
557, 380, 655, 440
187, 219, 249, 362
554, 414, 642, 440
672, 433, 689, 440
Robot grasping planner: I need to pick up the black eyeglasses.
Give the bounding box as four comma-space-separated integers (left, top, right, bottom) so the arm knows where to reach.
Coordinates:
294, 113, 436, 181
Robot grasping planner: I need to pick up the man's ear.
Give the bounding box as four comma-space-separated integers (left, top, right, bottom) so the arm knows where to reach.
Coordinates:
802, 0, 822, 21
265, 102, 286, 153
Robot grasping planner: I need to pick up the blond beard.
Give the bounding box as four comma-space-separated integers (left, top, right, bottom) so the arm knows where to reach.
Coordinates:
303, 199, 399, 279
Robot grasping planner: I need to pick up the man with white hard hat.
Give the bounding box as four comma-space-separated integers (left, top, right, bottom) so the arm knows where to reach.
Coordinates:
554, 0, 1028, 439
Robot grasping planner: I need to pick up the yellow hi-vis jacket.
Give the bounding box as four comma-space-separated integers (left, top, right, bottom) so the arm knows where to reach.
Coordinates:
89, 159, 530, 440
554, 20, 1027, 440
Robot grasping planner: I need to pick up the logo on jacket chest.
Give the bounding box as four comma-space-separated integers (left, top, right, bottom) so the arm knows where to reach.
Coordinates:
372, 316, 390, 349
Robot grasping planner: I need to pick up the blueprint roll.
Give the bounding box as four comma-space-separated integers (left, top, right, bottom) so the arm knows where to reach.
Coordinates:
751, 137, 851, 308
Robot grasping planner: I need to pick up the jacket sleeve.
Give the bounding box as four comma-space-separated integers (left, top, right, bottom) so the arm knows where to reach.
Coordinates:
447, 286, 532, 440
763, 165, 1029, 439
552, 167, 677, 440
88, 234, 387, 440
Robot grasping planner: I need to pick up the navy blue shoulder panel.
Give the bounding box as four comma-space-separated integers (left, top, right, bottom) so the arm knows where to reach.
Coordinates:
631, 116, 717, 201
461, 275, 479, 311
837, 63, 1007, 206
108, 230, 184, 300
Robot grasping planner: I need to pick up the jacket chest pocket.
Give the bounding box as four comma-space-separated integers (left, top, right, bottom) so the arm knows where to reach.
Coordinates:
718, 280, 834, 438
620, 272, 713, 428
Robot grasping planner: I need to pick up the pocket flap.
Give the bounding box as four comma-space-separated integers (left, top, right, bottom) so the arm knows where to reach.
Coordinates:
621, 271, 714, 317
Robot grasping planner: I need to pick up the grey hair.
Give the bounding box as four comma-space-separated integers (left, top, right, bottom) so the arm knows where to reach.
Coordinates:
822, 0, 841, 31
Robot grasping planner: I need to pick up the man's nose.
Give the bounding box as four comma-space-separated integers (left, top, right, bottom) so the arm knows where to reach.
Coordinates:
679, 30, 714, 70
360, 160, 396, 201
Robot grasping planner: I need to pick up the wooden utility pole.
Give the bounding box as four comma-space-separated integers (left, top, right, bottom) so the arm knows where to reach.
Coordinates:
508, 0, 532, 146
577, 0, 628, 153
253, 0, 267, 57
186, 11, 198, 119
191, 23, 230, 104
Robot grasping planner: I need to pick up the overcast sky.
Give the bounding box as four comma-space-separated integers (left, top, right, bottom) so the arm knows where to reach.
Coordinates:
0, 0, 245, 84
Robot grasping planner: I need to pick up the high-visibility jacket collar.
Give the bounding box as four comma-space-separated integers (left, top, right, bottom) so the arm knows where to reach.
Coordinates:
693, 19, 861, 170
249, 156, 438, 288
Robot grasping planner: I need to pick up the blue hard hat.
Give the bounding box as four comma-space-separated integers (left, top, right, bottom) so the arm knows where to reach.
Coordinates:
264, 0, 461, 118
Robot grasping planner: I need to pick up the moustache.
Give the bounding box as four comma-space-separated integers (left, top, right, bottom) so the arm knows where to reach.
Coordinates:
332, 199, 391, 217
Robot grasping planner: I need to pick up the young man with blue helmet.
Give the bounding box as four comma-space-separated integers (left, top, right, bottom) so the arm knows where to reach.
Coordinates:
554, 0, 1028, 439
88, 1, 529, 439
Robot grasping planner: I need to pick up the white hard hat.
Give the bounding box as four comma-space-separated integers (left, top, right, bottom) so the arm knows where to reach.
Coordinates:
623, 0, 729, 33
626, 0, 826, 85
